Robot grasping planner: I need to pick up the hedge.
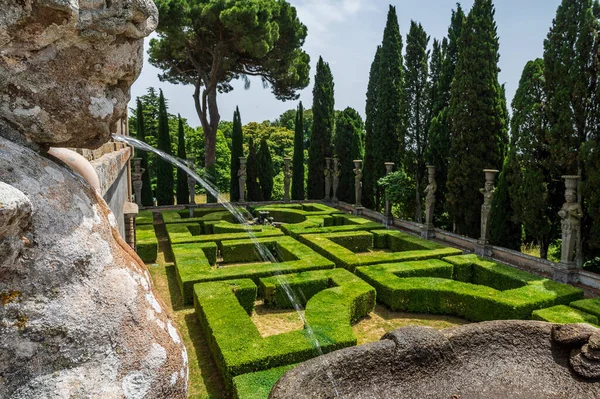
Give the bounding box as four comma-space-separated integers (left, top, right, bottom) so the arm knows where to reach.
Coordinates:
174, 236, 335, 305
300, 230, 462, 272
136, 210, 154, 225
193, 268, 375, 387
356, 256, 583, 322
570, 298, 600, 319
161, 208, 227, 224
232, 364, 298, 399
531, 305, 598, 325
281, 214, 385, 239
136, 224, 158, 263
166, 222, 284, 245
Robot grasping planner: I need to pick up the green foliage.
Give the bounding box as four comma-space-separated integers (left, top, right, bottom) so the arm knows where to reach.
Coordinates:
307, 56, 335, 199
246, 138, 262, 201
362, 46, 381, 210
333, 107, 364, 203
136, 224, 158, 263
447, 0, 507, 237
404, 21, 430, 222
156, 90, 174, 206
257, 138, 274, 201
149, 0, 310, 187
570, 298, 600, 319
490, 155, 522, 250
136, 210, 154, 225
378, 169, 416, 220
214, 129, 232, 193
232, 364, 298, 399
230, 107, 244, 201
532, 305, 598, 325
176, 115, 189, 205
135, 98, 154, 206
292, 102, 305, 200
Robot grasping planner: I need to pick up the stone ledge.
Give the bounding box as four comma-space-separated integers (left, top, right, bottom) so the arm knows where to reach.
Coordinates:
90, 147, 131, 196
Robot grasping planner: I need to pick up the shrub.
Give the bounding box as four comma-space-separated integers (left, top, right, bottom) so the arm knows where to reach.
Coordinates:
232, 364, 298, 399
166, 222, 284, 246
531, 305, 598, 326
136, 210, 154, 225
570, 298, 600, 319
136, 224, 158, 263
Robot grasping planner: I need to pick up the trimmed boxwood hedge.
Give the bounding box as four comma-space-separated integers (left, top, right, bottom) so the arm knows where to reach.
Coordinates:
136, 224, 158, 263
136, 210, 154, 225
193, 268, 375, 387
531, 305, 599, 325
174, 236, 335, 305
300, 230, 462, 272
570, 298, 600, 319
161, 208, 228, 224
356, 255, 583, 322
166, 222, 284, 245
233, 364, 298, 399
281, 214, 385, 239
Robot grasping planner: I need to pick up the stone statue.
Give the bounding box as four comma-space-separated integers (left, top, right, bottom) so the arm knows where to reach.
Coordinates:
332, 158, 341, 204
384, 162, 395, 221
238, 157, 247, 203
424, 165, 437, 228
283, 157, 291, 202
559, 176, 583, 265
132, 158, 145, 207
479, 169, 499, 245
324, 157, 332, 201
0, 2, 187, 398
354, 160, 363, 207
187, 157, 196, 205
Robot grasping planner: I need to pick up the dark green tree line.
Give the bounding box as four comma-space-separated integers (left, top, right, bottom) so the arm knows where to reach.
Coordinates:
257, 138, 274, 201
156, 90, 174, 206
333, 107, 364, 203
362, 46, 381, 210
134, 98, 154, 207
230, 107, 244, 202
176, 114, 189, 205
292, 102, 305, 200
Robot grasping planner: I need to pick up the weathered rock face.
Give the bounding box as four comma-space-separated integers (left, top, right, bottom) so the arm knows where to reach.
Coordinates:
270, 321, 600, 399
0, 0, 157, 149
0, 136, 188, 398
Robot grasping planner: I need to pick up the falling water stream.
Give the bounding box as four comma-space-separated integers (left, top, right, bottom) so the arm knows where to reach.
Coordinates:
113, 135, 341, 397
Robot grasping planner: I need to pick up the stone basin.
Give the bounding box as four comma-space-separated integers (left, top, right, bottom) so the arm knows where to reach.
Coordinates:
269, 321, 600, 399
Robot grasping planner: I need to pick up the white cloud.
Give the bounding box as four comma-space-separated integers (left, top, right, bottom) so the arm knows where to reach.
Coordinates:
294, 0, 364, 36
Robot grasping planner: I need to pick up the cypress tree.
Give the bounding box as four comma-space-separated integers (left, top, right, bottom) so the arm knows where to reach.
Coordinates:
176, 114, 189, 205
372, 5, 404, 210
428, 6, 465, 228
490, 151, 522, 250
257, 138, 274, 201
404, 20, 430, 222
446, 0, 507, 237
135, 98, 154, 207
427, 39, 444, 122
544, 0, 600, 259
292, 102, 305, 200
362, 46, 382, 210
156, 90, 174, 206
334, 107, 364, 203
307, 56, 335, 199
246, 138, 262, 201
230, 107, 244, 201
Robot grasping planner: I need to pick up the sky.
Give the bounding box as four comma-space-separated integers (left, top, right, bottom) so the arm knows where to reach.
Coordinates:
128, 0, 563, 128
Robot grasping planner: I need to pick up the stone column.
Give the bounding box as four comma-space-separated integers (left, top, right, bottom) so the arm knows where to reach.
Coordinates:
384, 162, 395, 225
283, 157, 291, 202
238, 157, 247, 203
324, 157, 332, 201
353, 160, 363, 213
132, 158, 144, 208
187, 157, 196, 206
554, 175, 583, 283
332, 157, 340, 204
476, 169, 499, 256
422, 165, 437, 239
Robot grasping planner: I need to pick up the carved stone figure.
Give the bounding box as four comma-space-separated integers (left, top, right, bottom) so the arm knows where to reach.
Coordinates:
132, 158, 145, 207
479, 169, 499, 245
324, 157, 332, 201
187, 157, 196, 205
559, 176, 583, 265
238, 157, 247, 203
0, 2, 187, 397
384, 162, 395, 221
332, 158, 340, 204
354, 160, 363, 207
424, 165, 437, 228
283, 157, 291, 202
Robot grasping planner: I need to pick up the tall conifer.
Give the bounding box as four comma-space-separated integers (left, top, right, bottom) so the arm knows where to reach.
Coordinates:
230, 107, 244, 201
363, 46, 382, 210
292, 102, 305, 200
334, 107, 364, 203
156, 90, 174, 206
135, 99, 154, 206
257, 138, 274, 201
446, 0, 507, 237
246, 138, 262, 202
308, 56, 335, 199
176, 114, 189, 204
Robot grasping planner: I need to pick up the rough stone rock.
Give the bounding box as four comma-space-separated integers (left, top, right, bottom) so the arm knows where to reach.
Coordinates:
269, 321, 600, 399
0, 136, 188, 397
552, 323, 598, 347
0, 0, 157, 149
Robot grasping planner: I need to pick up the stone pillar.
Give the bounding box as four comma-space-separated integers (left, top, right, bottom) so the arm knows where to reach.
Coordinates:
384, 162, 395, 225
132, 158, 144, 208
332, 157, 340, 205
283, 157, 291, 202
238, 157, 247, 203
187, 157, 196, 206
475, 169, 499, 256
422, 165, 437, 239
324, 157, 332, 201
353, 160, 363, 214
554, 175, 583, 283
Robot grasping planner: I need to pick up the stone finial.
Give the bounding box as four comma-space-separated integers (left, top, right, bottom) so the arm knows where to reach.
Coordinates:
283, 157, 291, 202
324, 157, 333, 201
0, 0, 158, 149
479, 169, 499, 246
353, 160, 363, 208
559, 175, 582, 266
238, 157, 247, 203
332, 158, 340, 204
